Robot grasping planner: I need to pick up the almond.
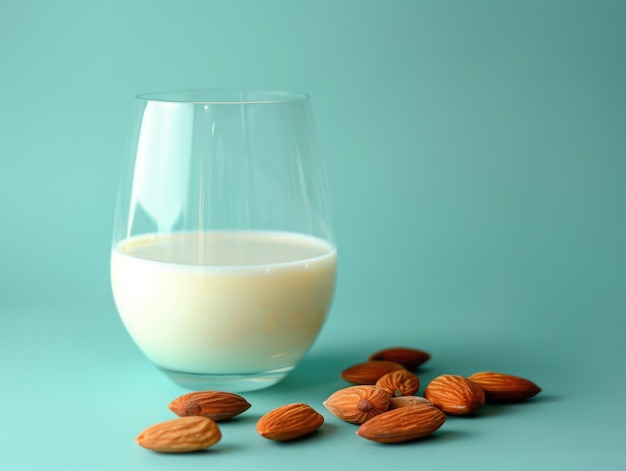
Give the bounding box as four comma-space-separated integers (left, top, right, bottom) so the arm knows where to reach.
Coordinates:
168, 391, 251, 421
369, 347, 431, 371
341, 360, 406, 384
468, 372, 541, 402
136, 416, 221, 453
425, 374, 485, 415
256, 403, 324, 441
356, 402, 446, 443
323, 385, 390, 424
389, 395, 433, 409
375, 369, 420, 397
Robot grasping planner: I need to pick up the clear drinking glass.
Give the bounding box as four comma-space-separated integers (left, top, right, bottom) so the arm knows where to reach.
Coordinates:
110, 90, 336, 392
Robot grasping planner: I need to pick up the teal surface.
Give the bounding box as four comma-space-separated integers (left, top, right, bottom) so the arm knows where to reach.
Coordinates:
1, 1, 625, 470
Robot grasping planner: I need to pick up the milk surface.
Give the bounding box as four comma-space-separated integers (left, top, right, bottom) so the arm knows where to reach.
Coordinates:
111, 231, 336, 374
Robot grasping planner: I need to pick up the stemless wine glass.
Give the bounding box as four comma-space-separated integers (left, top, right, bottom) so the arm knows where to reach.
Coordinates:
110, 90, 336, 392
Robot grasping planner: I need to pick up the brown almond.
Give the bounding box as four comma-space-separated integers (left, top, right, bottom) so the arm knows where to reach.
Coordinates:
136, 416, 221, 453
468, 371, 541, 402
256, 403, 324, 441
425, 374, 485, 415
389, 395, 433, 409
168, 391, 251, 421
375, 369, 420, 397
341, 360, 406, 384
356, 402, 446, 443
369, 347, 431, 371
323, 385, 390, 424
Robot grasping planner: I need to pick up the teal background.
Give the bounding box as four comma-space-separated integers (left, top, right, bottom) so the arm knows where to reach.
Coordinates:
1, 0, 624, 469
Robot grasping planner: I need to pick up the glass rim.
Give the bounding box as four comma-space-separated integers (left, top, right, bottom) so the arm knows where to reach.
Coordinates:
136, 89, 310, 105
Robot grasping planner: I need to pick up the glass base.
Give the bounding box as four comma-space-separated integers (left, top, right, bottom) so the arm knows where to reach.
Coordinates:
157, 365, 295, 392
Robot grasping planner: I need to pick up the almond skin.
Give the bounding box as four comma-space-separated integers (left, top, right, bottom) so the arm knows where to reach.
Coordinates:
168, 391, 251, 421
425, 374, 485, 415
468, 372, 541, 403
375, 369, 420, 397
323, 385, 391, 424
136, 416, 221, 453
341, 360, 406, 384
356, 402, 446, 443
369, 347, 431, 371
256, 403, 324, 441
389, 395, 433, 409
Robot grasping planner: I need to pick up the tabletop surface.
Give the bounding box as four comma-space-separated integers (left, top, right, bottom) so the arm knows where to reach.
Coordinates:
1, 1, 625, 470
1, 299, 624, 470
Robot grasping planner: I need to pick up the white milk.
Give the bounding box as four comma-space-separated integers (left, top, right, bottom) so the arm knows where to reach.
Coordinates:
111, 231, 336, 374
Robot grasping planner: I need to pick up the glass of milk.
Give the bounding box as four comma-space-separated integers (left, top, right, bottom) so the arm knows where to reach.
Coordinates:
110, 91, 336, 392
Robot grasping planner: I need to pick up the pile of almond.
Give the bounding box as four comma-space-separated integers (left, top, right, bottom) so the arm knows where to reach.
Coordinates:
135, 346, 541, 452
323, 347, 540, 443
